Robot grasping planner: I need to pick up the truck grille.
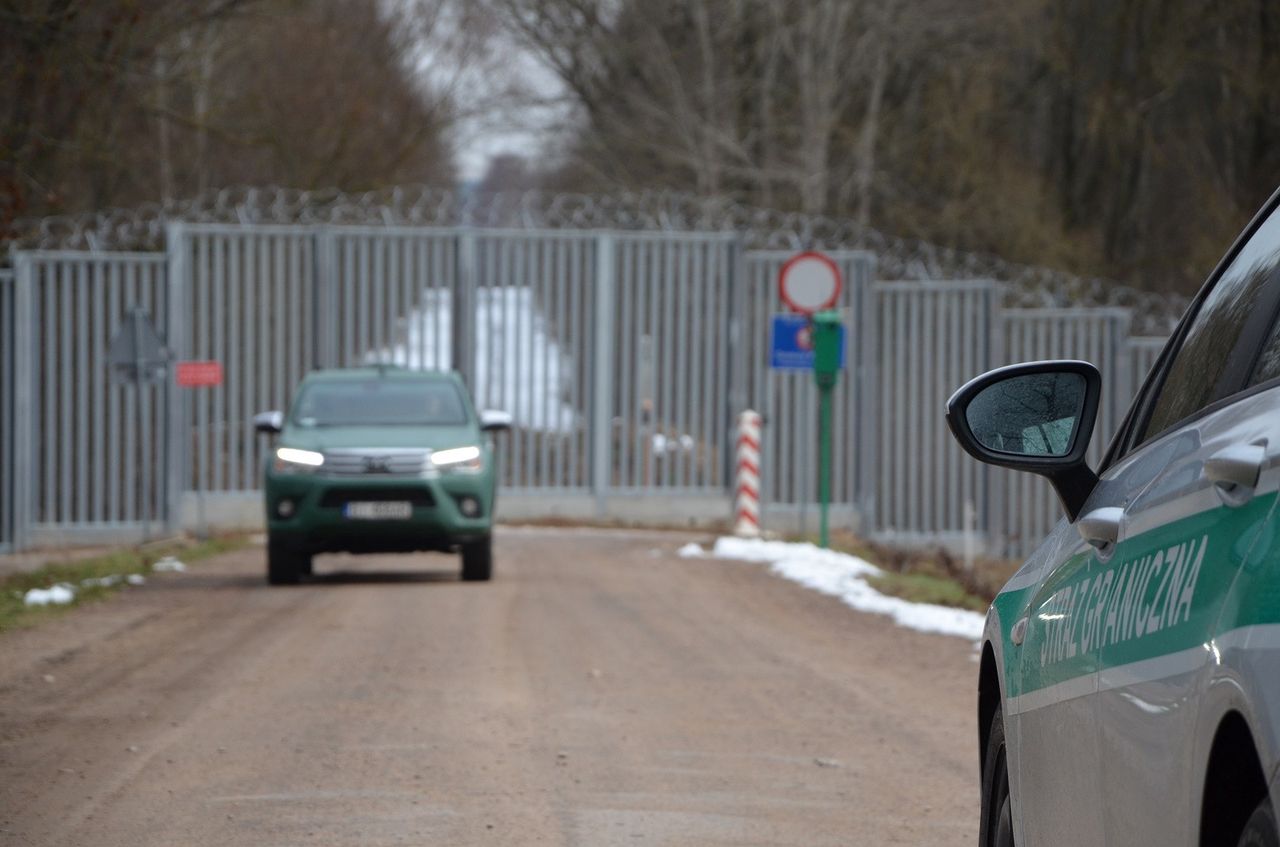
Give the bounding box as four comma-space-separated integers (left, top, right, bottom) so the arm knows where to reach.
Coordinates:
319, 487, 435, 507
321, 449, 430, 476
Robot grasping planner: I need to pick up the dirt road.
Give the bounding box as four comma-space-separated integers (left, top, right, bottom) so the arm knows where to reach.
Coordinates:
0, 528, 978, 846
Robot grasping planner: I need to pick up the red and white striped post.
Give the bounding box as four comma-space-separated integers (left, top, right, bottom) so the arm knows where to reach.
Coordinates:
734, 410, 763, 537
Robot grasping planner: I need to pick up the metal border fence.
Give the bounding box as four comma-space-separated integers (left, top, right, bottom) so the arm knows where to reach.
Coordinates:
1, 223, 1174, 556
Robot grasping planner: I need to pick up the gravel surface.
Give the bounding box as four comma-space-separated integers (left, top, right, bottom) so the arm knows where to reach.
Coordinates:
0, 526, 978, 846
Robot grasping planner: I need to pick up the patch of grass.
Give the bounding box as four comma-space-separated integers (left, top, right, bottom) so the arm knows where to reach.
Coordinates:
867, 570, 990, 613
0, 534, 249, 633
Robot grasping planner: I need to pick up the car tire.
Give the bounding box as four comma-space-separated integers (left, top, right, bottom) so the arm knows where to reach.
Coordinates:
1239, 798, 1280, 847
460, 536, 493, 582
979, 705, 1015, 847
267, 538, 303, 586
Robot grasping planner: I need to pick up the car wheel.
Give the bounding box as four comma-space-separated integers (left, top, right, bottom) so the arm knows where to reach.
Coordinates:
979, 705, 1014, 847
1239, 798, 1279, 847
267, 538, 303, 586
460, 536, 493, 582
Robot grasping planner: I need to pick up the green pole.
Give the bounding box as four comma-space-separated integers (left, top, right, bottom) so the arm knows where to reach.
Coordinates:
810, 309, 842, 549
818, 382, 833, 548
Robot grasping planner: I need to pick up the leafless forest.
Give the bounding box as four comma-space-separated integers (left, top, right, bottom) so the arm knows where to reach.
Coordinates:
4, 0, 1279, 293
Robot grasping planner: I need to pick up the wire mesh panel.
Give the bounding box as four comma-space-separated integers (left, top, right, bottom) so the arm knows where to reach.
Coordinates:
21, 252, 171, 529
872, 280, 1000, 541
181, 225, 318, 494
609, 233, 738, 492
987, 308, 1133, 558
0, 269, 13, 550
470, 231, 594, 490
741, 251, 876, 521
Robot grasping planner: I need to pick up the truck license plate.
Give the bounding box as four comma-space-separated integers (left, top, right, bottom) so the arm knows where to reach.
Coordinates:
343, 501, 412, 520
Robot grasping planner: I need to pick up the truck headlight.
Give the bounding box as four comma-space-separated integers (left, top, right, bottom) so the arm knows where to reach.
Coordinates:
430, 445, 483, 473
274, 447, 324, 473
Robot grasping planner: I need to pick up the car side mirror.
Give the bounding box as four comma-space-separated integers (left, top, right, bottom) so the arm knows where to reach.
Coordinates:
253, 410, 284, 434
480, 409, 513, 432
945, 360, 1101, 521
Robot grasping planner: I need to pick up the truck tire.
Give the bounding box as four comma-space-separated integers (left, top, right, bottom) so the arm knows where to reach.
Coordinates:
460, 536, 493, 582
267, 538, 304, 585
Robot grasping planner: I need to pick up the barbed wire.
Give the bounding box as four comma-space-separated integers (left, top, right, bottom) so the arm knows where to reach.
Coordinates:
4, 184, 1186, 334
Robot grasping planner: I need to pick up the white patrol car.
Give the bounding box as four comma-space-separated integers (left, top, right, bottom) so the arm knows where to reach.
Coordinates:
947, 185, 1280, 847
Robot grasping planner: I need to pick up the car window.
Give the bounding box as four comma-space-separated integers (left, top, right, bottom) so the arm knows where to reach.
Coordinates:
1140, 205, 1280, 441
1245, 250, 1280, 389
291, 380, 469, 427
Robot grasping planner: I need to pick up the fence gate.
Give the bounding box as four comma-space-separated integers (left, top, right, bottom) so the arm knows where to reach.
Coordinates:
608, 234, 739, 496
466, 231, 596, 493
870, 280, 1001, 545
10, 251, 175, 546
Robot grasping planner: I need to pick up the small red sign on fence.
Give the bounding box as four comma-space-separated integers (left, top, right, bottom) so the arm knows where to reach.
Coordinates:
175, 361, 224, 387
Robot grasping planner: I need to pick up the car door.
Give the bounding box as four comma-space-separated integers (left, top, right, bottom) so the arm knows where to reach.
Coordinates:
1010, 530, 1106, 846
1090, 196, 1280, 844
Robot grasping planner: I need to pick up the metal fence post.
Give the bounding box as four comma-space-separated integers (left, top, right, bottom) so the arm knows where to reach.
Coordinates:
163, 222, 188, 535
312, 226, 339, 369
724, 237, 746, 493
984, 287, 1005, 556
453, 229, 477, 384
592, 233, 616, 514
12, 253, 35, 550
855, 253, 879, 534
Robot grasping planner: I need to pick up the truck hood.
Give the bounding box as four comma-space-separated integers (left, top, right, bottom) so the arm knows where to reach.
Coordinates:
278, 424, 480, 451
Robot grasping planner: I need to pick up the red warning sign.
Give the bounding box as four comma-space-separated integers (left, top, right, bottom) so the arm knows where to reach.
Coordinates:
175, 361, 224, 388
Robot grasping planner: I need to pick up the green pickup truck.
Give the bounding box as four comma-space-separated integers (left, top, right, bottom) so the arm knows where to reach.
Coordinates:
253, 367, 510, 585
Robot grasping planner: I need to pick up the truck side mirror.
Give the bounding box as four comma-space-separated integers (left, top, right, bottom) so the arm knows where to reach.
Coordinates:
480, 410, 513, 432
253, 410, 284, 434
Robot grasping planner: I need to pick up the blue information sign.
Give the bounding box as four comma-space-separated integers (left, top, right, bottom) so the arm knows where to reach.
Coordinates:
769, 313, 845, 371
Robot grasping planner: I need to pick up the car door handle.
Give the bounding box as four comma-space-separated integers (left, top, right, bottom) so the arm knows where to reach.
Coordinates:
1077, 507, 1124, 551
1204, 444, 1267, 506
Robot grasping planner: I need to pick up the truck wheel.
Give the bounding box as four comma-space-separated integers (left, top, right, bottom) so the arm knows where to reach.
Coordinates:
460, 536, 493, 582
979, 705, 1014, 847
1239, 798, 1279, 847
267, 538, 303, 585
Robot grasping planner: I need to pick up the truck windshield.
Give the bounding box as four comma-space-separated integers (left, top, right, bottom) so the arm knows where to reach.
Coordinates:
290, 380, 469, 427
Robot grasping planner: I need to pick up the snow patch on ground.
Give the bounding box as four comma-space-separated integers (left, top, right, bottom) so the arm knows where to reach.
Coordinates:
681, 537, 986, 641
23, 566, 163, 607
23, 584, 76, 606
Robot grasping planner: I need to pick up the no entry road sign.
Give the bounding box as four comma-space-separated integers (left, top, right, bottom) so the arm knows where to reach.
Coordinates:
778, 251, 842, 314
